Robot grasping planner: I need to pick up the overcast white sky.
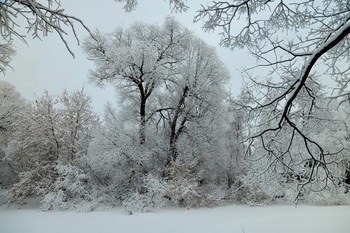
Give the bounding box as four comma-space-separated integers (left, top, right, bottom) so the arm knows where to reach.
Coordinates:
0, 0, 250, 115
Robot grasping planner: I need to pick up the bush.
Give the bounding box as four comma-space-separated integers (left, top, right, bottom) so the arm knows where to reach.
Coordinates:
41, 164, 91, 211
233, 171, 287, 205
123, 174, 168, 213
163, 162, 221, 208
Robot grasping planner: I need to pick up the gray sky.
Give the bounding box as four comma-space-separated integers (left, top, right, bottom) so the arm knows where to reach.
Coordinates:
0, 0, 249, 115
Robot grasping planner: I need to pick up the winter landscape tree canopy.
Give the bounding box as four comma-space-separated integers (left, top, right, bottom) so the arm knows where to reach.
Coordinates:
0, 0, 350, 219
82, 18, 234, 209
83, 18, 193, 145
83, 16, 229, 153
112, 0, 350, 198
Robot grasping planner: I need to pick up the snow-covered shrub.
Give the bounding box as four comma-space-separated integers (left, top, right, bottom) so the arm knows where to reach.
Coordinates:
87, 136, 146, 201
163, 162, 221, 208
41, 190, 67, 211
123, 174, 168, 213
41, 164, 90, 211
7, 171, 36, 205
234, 170, 287, 205
7, 164, 57, 205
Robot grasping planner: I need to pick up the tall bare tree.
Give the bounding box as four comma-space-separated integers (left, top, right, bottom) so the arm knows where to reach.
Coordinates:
83, 17, 190, 144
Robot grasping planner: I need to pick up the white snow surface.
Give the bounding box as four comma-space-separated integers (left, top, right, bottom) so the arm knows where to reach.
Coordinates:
1, 190, 349, 233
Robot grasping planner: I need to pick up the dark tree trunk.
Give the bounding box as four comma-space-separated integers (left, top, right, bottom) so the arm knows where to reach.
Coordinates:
167, 86, 189, 166
139, 85, 147, 145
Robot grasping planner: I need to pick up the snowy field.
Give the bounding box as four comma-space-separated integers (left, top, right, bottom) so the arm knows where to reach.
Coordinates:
1, 196, 350, 233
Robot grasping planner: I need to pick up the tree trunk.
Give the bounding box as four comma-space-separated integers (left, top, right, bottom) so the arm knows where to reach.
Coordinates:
139, 84, 147, 145
139, 95, 146, 145
167, 86, 189, 166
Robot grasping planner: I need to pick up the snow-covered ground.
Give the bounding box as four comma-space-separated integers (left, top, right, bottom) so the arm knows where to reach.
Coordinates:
1, 189, 349, 233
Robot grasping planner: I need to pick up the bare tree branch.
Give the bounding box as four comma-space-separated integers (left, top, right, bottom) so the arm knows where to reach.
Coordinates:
0, 0, 92, 72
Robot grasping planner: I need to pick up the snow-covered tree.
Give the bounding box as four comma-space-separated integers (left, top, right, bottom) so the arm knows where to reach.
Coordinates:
7, 92, 61, 203
193, 0, 350, 196
83, 17, 190, 144
0, 80, 26, 132
84, 19, 235, 209
116, 0, 350, 199
59, 88, 99, 161
153, 36, 229, 167
0, 80, 27, 187
7, 89, 98, 206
